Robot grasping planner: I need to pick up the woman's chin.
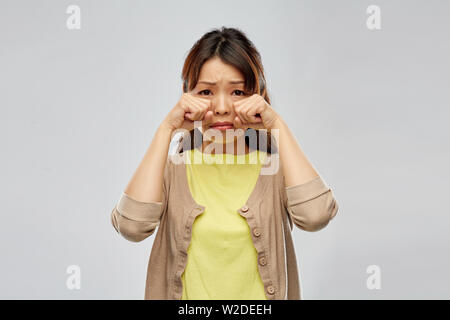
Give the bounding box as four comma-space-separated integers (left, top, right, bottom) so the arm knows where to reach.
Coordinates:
203, 130, 245, 144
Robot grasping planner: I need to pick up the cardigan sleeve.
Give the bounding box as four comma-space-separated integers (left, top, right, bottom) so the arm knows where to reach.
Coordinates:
282, 175, 339, 232
110, 157, 171, 242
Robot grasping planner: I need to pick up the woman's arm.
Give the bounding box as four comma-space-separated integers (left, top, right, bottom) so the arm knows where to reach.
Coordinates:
272, 117, 319, 187
231, 94, 339, 232
272, 117, 339, 232
110, 93, 211, 242
110, 122, 174, 242
124, 123, 173, 203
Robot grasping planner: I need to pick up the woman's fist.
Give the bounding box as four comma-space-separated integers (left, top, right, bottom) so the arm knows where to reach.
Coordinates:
232, 94, 279, 130
163, 93, 214, 131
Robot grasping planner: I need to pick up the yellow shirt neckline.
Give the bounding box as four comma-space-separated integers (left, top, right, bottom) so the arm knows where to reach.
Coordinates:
191, 147, 266, 165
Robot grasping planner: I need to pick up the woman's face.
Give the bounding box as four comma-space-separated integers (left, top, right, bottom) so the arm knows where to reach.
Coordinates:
189, 56, 250, 147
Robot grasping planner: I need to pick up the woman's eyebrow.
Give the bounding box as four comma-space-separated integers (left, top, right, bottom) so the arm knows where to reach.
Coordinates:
197, 80, 245, 85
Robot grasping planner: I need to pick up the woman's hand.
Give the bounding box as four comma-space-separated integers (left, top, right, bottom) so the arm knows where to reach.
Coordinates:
233, 94, 280, 130
162, 93, 214, 131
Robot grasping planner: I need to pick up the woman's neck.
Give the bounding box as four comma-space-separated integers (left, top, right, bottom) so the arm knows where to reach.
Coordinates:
200, 136, 249, 156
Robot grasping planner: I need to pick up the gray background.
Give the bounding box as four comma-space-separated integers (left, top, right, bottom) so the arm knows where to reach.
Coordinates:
1, 0, 449, 299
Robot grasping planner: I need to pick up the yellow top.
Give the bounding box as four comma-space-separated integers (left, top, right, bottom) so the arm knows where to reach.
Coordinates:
181, 147, 268, 300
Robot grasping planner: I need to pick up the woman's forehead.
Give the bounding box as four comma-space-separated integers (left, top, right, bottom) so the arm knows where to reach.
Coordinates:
197, 58, 244, 83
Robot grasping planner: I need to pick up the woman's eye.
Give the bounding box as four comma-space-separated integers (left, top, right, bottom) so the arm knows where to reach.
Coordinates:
199, 90, 211, 95
233, 90, 246, 96
198, 89, 246, 96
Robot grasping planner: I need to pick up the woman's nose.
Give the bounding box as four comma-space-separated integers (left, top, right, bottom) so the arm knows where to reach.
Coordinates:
212, 95, 232, 115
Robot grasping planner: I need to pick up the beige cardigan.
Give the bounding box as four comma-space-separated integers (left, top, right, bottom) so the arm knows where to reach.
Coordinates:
110, 147, 339, 300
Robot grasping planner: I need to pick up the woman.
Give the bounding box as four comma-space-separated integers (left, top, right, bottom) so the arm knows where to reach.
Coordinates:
110, 26, 339, 300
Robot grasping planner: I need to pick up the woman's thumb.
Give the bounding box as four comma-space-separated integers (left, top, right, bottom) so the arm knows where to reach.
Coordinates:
203, 110, 214, 126
233, 116, 243, 129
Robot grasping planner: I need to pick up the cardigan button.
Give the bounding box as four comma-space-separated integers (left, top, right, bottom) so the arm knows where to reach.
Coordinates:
253, 227, 261, 237
258, 255, 267, 266
266, 285, 275, 295
241, 205, 249, 213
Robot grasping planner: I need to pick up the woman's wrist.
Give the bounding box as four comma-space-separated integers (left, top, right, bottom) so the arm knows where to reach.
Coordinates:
159, 121, 175, 135
267, 114, 284, 130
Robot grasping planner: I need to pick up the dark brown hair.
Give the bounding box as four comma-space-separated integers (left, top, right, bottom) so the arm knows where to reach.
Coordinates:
176, 26, 277, 154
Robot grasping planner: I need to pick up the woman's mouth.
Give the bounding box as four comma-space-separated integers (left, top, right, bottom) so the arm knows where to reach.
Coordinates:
209, 122, 234, 131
